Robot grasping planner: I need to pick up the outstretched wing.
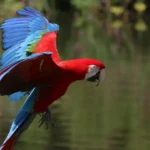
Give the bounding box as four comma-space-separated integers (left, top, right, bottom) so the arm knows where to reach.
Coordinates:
0, 7, 61, 100
1, 6, 60, 69
0, 52, 62, 96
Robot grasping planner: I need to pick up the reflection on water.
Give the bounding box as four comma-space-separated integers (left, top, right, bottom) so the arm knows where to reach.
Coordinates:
0, 6, 150, 150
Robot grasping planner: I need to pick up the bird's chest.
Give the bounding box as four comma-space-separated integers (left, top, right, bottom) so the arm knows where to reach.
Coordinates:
33, 79, 70, 113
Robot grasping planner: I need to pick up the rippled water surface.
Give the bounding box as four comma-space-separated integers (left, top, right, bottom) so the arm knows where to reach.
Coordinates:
0, 5, 150, 150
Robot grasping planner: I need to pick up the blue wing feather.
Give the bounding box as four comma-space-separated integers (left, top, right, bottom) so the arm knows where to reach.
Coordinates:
3, 35, 26, 43
4, 18, 33, 23
1, 6, 59, 68
2, 88, 38, 146
1, 31, 45, 68
3, 32, 28, 38
0, 7, 58, 101
2, 23, 29, 28
17, 10, 36, 17
9, 92, 28, 101
2, 28, 28, 35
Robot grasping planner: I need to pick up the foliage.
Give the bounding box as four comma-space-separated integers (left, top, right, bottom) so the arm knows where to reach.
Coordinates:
71, 0, 148, 60
0, 0, 149, 60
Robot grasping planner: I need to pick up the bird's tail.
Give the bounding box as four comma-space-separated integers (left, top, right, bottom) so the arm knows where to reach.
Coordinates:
0, 113, 36, 150
0, 88, 38, 150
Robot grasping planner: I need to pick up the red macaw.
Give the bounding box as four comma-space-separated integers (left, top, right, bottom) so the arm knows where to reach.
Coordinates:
0, 7, 105, 150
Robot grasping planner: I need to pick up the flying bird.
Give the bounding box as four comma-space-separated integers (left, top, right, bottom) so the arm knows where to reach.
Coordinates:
0, 7, 105, 150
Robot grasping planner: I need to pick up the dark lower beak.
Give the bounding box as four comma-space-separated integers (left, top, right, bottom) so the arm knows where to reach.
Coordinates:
87, 71, 100, 83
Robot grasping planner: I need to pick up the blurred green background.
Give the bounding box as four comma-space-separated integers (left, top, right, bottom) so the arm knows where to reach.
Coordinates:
0, 0, 150, 150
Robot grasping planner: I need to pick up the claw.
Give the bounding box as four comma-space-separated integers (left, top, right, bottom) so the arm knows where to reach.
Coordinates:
38, 109, 54, 129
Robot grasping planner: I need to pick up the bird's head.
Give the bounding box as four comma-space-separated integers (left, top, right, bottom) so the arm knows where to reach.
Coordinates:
84, 63, 105, 86
82, 59, 105, 86
61, 58, 105, 85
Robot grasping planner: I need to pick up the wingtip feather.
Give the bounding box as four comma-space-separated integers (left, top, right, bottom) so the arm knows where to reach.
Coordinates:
1, 6, 59, 68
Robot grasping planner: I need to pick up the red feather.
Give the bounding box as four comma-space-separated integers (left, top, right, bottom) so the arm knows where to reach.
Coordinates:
0, 134, 17, 150
0, 53, 62, 95
34, 32, 61, 62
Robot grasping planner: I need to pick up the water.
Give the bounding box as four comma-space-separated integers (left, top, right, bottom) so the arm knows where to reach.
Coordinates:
0, 7, 150, 150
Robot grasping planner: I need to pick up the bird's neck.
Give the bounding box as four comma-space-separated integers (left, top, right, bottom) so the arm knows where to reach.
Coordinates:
58, 59, 87, 82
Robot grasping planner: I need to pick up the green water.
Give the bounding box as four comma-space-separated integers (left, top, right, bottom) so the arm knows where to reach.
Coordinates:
0, 6, 150, 150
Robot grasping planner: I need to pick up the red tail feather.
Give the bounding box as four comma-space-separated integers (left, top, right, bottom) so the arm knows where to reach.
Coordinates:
0, 134, 17, 150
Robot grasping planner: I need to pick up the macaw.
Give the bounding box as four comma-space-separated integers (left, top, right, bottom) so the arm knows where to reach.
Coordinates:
0, 7, 105, 150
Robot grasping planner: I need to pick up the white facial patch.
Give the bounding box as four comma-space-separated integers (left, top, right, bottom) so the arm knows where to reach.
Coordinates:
85, 65, 100, 79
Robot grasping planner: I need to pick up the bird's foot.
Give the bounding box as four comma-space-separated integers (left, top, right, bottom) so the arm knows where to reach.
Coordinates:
38, 108, 54, 129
